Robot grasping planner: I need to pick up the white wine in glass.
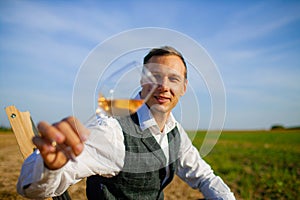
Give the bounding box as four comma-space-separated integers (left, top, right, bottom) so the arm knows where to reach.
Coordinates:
97, 94, 145, 116
96, 61, 157, 117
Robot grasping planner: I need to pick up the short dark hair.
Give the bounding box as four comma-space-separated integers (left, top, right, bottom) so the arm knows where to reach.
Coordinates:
143, 46, 187, 79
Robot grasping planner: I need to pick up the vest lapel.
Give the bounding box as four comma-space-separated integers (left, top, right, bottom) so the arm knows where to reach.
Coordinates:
160, 127, 180, 188
118, 114, 167, 166
141, 130, 167, 166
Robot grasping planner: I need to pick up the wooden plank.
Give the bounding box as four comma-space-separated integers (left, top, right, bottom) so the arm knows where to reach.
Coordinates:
5, 105, 36, 159
5, 105, 71, 200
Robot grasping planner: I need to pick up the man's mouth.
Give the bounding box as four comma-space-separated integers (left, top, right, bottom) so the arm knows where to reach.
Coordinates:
154, 95, 170, 103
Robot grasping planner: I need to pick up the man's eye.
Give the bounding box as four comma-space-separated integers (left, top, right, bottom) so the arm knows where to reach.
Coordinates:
153, 74, 161, 80
169, 76, 181, 82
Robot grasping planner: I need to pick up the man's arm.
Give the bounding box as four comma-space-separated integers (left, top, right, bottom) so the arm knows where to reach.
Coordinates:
17, 149, 77, 198
17, 116, 125, 198
176, 125, 235, 200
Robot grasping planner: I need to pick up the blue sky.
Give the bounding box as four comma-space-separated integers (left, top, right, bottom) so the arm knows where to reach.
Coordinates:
1, 0, 300, 130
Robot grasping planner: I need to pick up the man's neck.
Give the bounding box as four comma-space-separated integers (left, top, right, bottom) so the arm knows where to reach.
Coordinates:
150, 109, 170, 132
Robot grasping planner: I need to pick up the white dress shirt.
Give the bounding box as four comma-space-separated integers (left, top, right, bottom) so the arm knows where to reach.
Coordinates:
17, 102, 235, 200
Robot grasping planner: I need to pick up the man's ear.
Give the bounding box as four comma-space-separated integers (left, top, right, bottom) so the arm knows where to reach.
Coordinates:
181, 79, 188, 96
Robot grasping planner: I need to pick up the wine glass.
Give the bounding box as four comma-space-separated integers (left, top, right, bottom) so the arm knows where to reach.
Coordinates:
96, 61, 158, 117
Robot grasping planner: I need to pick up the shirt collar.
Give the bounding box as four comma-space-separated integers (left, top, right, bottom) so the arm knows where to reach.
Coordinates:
135, 94, 177, 134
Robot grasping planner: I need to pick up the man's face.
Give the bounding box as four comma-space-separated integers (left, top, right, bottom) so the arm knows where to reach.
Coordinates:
141, 55, 187, 114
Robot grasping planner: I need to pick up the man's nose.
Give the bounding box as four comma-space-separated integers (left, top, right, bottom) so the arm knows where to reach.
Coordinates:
157, 77, 169, 90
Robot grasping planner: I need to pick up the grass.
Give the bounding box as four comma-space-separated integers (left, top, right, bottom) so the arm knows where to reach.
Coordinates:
189, 130, 300, 200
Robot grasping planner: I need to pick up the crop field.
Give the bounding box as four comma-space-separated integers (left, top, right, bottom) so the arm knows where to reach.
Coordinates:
0, 129, 299, 200
190, 130, 300, 200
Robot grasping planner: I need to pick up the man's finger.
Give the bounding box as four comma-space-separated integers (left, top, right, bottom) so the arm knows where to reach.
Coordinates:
62, 116, 90, 142
32, 136, 56, 154
53, 120, 83, 156
37, 121, 65, 143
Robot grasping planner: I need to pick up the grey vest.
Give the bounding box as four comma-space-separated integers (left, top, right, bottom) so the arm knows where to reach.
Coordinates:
86, 114, 181, 200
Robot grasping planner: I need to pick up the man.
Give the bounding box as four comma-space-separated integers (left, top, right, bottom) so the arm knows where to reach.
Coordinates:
17, 46, 235, 199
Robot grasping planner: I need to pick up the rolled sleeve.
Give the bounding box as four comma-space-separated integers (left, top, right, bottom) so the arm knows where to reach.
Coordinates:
17, 115, 125, 198
17, 150, 64, 198
176, 125, 235, 200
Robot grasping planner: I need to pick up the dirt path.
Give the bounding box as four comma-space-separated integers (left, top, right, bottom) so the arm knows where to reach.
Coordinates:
0, 132, 203, 199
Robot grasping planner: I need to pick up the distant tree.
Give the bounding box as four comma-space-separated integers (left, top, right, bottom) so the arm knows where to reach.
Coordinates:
270, 124, 285, 130
0, 126, 12, 132
286, 126, 300, 130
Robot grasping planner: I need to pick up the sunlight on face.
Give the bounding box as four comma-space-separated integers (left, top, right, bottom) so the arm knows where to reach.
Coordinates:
141, 55, 187, 114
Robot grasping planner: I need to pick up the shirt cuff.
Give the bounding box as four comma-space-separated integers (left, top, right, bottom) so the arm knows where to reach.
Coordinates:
17, 150, 63, 197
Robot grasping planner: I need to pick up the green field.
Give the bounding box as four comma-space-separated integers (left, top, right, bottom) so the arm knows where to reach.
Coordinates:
190, 130, 300, 200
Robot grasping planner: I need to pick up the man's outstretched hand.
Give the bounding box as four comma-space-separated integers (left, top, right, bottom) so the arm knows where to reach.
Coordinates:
33, 116, 90, 170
